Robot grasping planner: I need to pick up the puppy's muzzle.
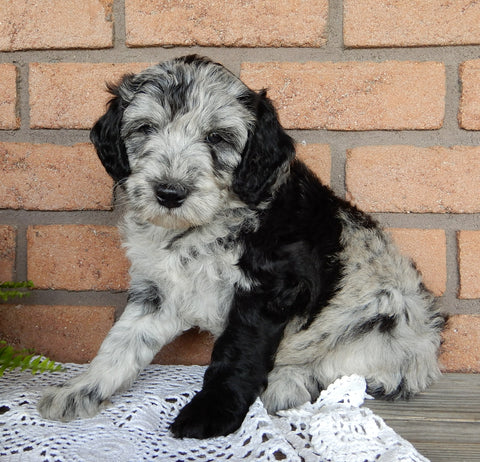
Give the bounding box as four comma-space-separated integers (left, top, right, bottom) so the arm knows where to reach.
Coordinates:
155, 183, 189, 209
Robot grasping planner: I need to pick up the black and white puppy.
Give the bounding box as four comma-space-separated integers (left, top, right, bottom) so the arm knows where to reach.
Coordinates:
38, 55, 445, 439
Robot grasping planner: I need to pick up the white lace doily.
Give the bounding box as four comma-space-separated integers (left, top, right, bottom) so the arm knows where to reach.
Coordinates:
0, 364, 429, 461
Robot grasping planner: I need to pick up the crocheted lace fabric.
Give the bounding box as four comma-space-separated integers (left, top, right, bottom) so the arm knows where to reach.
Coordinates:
0, 364, 429, 461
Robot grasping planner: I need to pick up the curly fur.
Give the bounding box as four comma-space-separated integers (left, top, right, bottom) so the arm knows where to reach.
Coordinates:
38, 55, 445, 438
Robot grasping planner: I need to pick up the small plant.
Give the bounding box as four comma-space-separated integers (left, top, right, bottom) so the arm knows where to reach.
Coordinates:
0, 280, 63, 376
0, 341, 63, 376
0, 280, 34, 302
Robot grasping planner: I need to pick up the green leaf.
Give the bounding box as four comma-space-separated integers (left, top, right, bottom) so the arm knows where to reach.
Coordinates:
0, 281, 63, 376
0, 342, 63, 377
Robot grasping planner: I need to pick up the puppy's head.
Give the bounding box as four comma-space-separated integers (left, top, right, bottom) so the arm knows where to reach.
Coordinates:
90, 55, 294, 229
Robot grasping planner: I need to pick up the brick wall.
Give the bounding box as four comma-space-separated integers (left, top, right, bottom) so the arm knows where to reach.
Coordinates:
0, 0, 479, 372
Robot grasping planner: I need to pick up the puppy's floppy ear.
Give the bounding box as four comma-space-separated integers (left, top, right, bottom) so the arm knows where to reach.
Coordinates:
233, 90, 295, 206
90, 78, 132, 183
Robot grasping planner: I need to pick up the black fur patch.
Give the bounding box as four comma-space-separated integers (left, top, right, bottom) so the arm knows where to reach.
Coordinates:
357, 314, 398, 335
128, 281, 163, 313
171, 295, 287, 438
238, 160, 345, 322
367, 378, 412, 400
90, 80, 132, 183
79, 385, 103, 405
60, 386, 104, 420
232, 90, 295, 206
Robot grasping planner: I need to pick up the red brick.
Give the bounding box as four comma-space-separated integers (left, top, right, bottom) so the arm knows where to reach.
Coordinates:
346, 146, 480, 213
0, 64, 19, 130
27, 225, 129, 291
0, 143, 112, 211
29, 63, 149, 129
153, 329, 214, 366
459, 60, 480, 130
240, 61, 445, 130
458, 231, 480, 299
344, 0, 480, 47
440, 315, 480, 373
388, 229, 446, 297
125, 0, 327, 48
0, 226, 16, 282
0, 305, 115, 363
296, 144, 331, 185
0, 0, 113, 51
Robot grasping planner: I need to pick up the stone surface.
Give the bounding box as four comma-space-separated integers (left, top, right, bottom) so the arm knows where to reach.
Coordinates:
27, 225, 130, 291
0, 143, 112, 210
346, 145, 480, 213
458, 230, 480, 299
0, 0, 113, 51
296, 144, 331, 185
0, 304, 115, 363
459, 60, 480, 130
0, 64, 19, 130
344, 0, 480, 47
153, 329, 214, 366
388, 228, 446, 297
440, 314, 480, 373
29, 62, 149, 129
0, 226, 16, 282
125, 0, 328, 47
240, 61, 445, 130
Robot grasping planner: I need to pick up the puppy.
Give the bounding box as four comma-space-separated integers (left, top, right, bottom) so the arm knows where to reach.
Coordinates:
38, 55, 445, 439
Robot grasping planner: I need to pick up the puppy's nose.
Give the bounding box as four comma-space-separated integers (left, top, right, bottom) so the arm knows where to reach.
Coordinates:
155, 183, 189, 209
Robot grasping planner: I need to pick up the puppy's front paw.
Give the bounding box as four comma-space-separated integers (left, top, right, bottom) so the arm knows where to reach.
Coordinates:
38, 384, 108, 422
170, 390, 246, 439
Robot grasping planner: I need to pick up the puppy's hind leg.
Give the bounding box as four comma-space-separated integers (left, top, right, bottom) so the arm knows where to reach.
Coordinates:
262, 364, 318, 413
38, 301, 184, 422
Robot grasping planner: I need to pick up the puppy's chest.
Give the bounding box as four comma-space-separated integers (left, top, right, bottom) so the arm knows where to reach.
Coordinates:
127, 225, 248, 334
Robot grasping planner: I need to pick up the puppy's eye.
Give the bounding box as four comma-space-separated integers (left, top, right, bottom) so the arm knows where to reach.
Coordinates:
136, 123, 154, 135
205, 132, 224, 145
